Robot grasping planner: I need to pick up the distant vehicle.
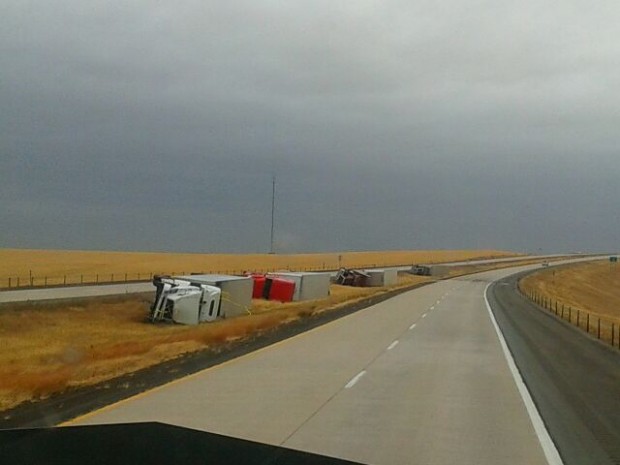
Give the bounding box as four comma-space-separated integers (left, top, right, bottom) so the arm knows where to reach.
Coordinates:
149, 275, 221, 325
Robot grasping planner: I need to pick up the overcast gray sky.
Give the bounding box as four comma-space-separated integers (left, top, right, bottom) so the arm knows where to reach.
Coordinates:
1, 1, 619, 254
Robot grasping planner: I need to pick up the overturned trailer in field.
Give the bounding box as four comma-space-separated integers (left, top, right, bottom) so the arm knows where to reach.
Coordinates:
364, 268, 398, 287
409, 264, 449, 277
247, 273, 296, 302
266, 271, 331, 301
149, 274, 252, 324
334, 268, 371, 287
177, 274, 253, 318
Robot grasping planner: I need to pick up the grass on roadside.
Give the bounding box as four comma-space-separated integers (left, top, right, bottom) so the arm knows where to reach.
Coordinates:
519, 260, 620, 345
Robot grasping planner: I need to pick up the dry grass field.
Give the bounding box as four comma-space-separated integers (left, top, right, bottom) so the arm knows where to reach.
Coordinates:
0, 274, 431, 411
0, 248, 519, 288
520, 260, 620, 320
520, 260, 620, 344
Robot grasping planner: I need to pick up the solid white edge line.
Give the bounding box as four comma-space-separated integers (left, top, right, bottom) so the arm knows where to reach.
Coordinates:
409, 323, 417, 330
484, 282, 564, 465
345, 370, 367, 389
387, 340, 399, 351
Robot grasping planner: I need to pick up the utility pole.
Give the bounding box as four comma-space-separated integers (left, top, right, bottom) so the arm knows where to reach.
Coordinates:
270, 175, 276, 254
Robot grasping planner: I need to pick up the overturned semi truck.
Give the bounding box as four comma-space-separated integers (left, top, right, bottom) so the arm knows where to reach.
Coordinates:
149, 275, 222, 325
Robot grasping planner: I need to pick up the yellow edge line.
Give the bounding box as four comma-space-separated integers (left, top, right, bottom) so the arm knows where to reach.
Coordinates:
59, 290, 397, 426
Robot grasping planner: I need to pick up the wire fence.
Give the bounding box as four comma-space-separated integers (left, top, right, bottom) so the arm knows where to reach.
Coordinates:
522, 288, 620, 350
0, 263, 413, 290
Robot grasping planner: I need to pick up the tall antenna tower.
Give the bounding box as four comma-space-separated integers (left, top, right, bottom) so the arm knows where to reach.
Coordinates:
269, 175, 276, 254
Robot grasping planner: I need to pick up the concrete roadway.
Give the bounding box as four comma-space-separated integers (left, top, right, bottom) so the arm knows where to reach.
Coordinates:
68, 263, 569, 465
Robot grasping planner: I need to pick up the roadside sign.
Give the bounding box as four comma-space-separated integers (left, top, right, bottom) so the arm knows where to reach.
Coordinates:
610, 256, 618, 263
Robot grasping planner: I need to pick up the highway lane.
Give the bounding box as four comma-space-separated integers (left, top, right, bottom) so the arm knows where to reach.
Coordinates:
68, 265, 564, 465
489, 274, 620, 465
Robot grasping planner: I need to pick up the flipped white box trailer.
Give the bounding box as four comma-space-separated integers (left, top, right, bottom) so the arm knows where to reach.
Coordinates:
364, 268, 398, 287
266, 271, 331, 301
175, 274, 253, 318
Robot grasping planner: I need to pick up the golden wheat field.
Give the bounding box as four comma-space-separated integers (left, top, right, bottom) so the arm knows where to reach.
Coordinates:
0, 248, 519, 288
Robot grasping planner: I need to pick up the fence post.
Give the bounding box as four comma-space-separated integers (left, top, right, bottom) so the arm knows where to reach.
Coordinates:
8, 277, 11, 288
577, 309, 580, 327
597, 318, 601, 339
111, 273, 114, 282
81, 274, 83, 284
555, 301, 558, 313
587, 313, 590, 333
44, 276, 47, 286
17, 277, 20, 287
63, 275, 66, 285
612, 323, 615, 347
96, 274, 99, 283
568, 307, 572, 323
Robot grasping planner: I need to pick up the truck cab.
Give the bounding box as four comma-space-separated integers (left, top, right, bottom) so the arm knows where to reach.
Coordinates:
150, 276, 221, 325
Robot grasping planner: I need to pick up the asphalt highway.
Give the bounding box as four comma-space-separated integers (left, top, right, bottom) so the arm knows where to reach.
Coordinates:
488, 274, 620, 465
67, 263, 582, 465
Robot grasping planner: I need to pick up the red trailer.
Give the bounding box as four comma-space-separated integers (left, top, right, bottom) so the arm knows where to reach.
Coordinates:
266, 277, 295, 302
248, 274, 266, 299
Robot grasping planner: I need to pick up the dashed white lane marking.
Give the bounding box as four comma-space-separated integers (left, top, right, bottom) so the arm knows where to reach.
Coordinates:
345, 371, 367, 389
409, 323, 417, 330
422, 313, 427, 318
484, 283, 563, 465
430, 306, 435, 310
387, 340, 399, 351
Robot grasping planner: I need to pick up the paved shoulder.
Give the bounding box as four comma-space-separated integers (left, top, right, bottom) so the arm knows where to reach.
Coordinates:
488, 274, 620, 465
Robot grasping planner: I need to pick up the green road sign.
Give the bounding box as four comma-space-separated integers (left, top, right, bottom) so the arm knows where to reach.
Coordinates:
610, 256, 618, 263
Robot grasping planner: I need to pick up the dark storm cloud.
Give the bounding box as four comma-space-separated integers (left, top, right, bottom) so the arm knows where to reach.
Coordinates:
1, 1, 619, 253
